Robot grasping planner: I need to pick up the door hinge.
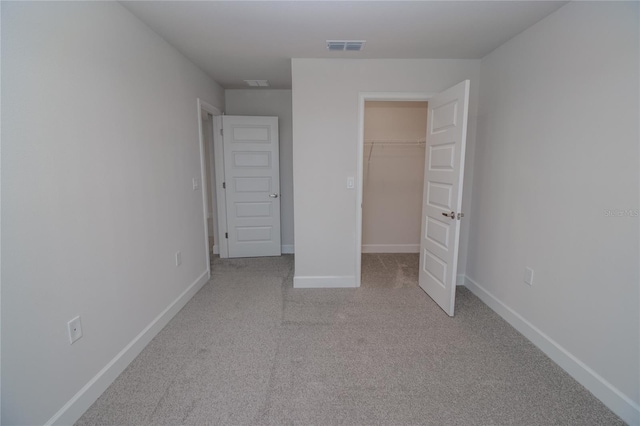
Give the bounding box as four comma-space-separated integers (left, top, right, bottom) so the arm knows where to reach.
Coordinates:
225, 232, 228, 239
220, 128, 224, 136
222, 182, 226, 189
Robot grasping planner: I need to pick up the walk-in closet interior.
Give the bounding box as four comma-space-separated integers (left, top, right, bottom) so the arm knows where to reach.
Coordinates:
361, 101, 428, 288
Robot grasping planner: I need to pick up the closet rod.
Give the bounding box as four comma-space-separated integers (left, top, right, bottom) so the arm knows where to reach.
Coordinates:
364, 140, 426, 146
365, 139, 426, 170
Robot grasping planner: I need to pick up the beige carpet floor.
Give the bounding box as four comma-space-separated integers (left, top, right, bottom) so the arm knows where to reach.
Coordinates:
76, 254, 622, 425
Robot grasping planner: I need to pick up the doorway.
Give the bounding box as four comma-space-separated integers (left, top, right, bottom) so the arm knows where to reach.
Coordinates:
361, 100, 428, 288
356, 92, 433, 290
356, 82, 471, 316
197, 99, 222, 276
202, 112, 217, 257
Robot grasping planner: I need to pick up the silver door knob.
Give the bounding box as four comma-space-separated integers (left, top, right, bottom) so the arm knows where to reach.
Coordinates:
269, 193, 279, 198
442, 211, 455, 219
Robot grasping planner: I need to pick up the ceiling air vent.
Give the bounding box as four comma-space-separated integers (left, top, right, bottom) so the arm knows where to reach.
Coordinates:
244, 80, 269, 87
326, 40, 366, 52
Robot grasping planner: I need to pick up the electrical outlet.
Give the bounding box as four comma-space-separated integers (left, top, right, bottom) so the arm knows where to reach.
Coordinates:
175, 251, 182, 266
524, 267, 534, 286
192, 178, 199, 190
67, 316, 83, 344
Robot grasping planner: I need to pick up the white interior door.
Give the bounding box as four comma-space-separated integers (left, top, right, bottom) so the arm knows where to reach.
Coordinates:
222, 115, 281, 258
419, 80, 470, 316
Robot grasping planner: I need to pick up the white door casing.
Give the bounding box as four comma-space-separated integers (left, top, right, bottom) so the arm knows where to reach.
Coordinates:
213, 115, 228, 258
222, 115, 281, 258
197, 99, 222, 274
418, 80, 470, 316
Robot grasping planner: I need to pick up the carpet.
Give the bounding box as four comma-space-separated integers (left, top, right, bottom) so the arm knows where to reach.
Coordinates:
76, 254, 623, 425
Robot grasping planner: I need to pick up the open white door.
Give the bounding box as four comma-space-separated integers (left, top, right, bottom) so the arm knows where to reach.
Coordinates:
419, 80, 470, 316
222, 115, 281, 258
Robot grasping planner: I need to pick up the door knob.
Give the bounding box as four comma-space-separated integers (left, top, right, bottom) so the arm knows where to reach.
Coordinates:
442, 211, 455, 219
269, 193, 279, 198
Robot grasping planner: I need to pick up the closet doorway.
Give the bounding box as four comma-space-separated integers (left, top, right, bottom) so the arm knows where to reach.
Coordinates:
360, 100, 428, 289
357, 82, 470, 316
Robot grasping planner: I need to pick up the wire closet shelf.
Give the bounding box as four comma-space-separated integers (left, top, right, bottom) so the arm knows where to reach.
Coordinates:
364, 139, 426, 168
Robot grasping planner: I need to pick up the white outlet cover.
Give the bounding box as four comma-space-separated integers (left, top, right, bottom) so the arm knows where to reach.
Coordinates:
67, 316, 83, 344
192, 178, 199, 190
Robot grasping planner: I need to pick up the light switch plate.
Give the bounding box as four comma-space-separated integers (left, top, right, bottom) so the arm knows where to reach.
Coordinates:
524, 267, 534, 286
346, 176, 355, 189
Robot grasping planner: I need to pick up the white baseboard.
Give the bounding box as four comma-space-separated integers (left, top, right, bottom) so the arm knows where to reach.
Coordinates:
462, 275, 640, 426
362, 244, 419, 253
293, 275, 356, 288
46, 270, 211, 426
212, 245, 292, 255
456, 274, 465, 286
281, 244, 295, 254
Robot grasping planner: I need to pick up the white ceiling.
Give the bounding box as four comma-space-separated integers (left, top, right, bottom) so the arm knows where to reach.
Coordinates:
121, 1, 568, 89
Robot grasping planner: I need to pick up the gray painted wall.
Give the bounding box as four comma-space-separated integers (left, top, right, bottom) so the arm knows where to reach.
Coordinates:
467, 2, 639, 422
1, 2, 224, 424
291, 58, 480, 285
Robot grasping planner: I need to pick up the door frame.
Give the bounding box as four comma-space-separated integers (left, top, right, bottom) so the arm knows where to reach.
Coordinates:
197, 98, 224, 276
355, 92, 434, 287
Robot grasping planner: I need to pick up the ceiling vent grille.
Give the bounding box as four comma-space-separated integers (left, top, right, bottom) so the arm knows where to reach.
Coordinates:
244, 80, 269, 87
326, 40, 366, 52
